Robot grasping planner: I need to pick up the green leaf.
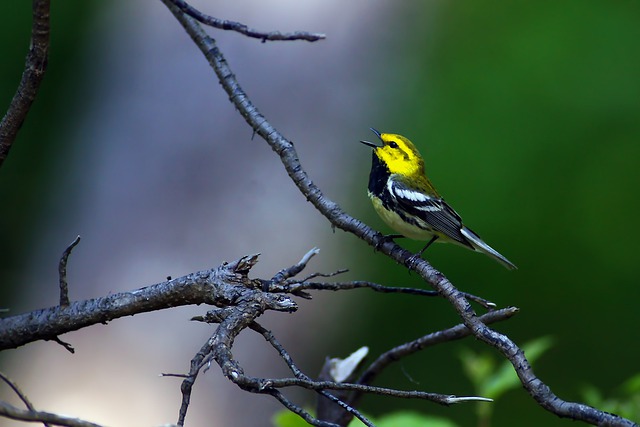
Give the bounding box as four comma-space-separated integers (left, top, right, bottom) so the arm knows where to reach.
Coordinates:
581, 373, 640, 420
480, 336, 554, 399
620, 373, 640, 394
581, 384, 604, 408
459, 347, 495, 389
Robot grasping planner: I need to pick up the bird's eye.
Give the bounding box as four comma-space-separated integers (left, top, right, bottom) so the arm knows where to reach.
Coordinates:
389, 141, 398, 148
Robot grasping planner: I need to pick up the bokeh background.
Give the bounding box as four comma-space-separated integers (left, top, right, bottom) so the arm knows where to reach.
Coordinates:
1, 1, 639, 426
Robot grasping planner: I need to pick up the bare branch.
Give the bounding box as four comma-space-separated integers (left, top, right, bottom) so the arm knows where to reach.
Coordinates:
0, 254, 296, 351
166, 0, 325, 42
160, 3, 638, 426
246, 376, 490, 405
0, 0, 50, 167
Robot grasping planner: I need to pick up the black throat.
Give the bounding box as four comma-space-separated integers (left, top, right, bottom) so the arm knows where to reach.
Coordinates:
368, 152, 390, 195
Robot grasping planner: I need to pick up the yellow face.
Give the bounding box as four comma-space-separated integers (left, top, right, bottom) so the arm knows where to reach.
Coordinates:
374, 133, 425, 177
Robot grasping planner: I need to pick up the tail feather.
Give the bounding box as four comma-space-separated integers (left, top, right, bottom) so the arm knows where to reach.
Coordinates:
460, 227, 517, 270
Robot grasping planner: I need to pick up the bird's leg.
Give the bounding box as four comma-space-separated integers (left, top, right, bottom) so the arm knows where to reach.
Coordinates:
407, 235, 439, 267
418, 235, 439, 256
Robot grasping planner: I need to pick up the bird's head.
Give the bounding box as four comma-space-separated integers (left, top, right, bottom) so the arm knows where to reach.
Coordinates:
360, 128, 424, 177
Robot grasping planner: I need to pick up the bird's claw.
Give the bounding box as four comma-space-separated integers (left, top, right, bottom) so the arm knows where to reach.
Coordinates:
373, 234, 402, 252
406, 252, 424, 269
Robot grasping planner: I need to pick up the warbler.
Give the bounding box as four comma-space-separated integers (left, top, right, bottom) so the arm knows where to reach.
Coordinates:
360, 128, 517, 270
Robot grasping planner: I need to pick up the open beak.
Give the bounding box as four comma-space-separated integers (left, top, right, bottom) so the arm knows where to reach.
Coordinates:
360, 127, 383, 148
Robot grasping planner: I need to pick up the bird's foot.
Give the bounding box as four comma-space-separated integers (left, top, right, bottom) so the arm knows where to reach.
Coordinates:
374, 234, 403, 252
406, 252, 424, 269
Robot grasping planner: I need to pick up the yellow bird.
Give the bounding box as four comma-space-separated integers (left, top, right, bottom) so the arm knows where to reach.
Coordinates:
360, 128, 516, 270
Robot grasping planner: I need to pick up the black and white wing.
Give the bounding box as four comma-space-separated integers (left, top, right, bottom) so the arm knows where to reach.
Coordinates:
387, 179, 473, 248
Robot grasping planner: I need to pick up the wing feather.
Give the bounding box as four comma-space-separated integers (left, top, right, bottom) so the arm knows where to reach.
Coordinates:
388, 180, 472, 248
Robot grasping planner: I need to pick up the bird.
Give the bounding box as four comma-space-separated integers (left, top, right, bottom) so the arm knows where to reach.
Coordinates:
360, 128, 517, 270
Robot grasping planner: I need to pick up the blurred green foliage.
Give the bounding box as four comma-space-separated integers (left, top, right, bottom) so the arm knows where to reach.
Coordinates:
349, 1, 640, 426
582, 373, 640, 422
460, 336, 553, 426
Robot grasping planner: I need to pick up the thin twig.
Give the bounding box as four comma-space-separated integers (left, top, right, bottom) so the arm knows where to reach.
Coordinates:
268, 389, 339, 427
177, 339, 212, 426
0, 0, 50, 167
250, 321, 306, 378
271, 247, 320, 284
318, 391, 375, 427
296, 269, 349, 282
47, 336, 75, 354
284, 280, 496, 310
167, 0, 325, 42
256, 377, 490, 404
58, 235, 81, 306
160, 373, 190, 378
